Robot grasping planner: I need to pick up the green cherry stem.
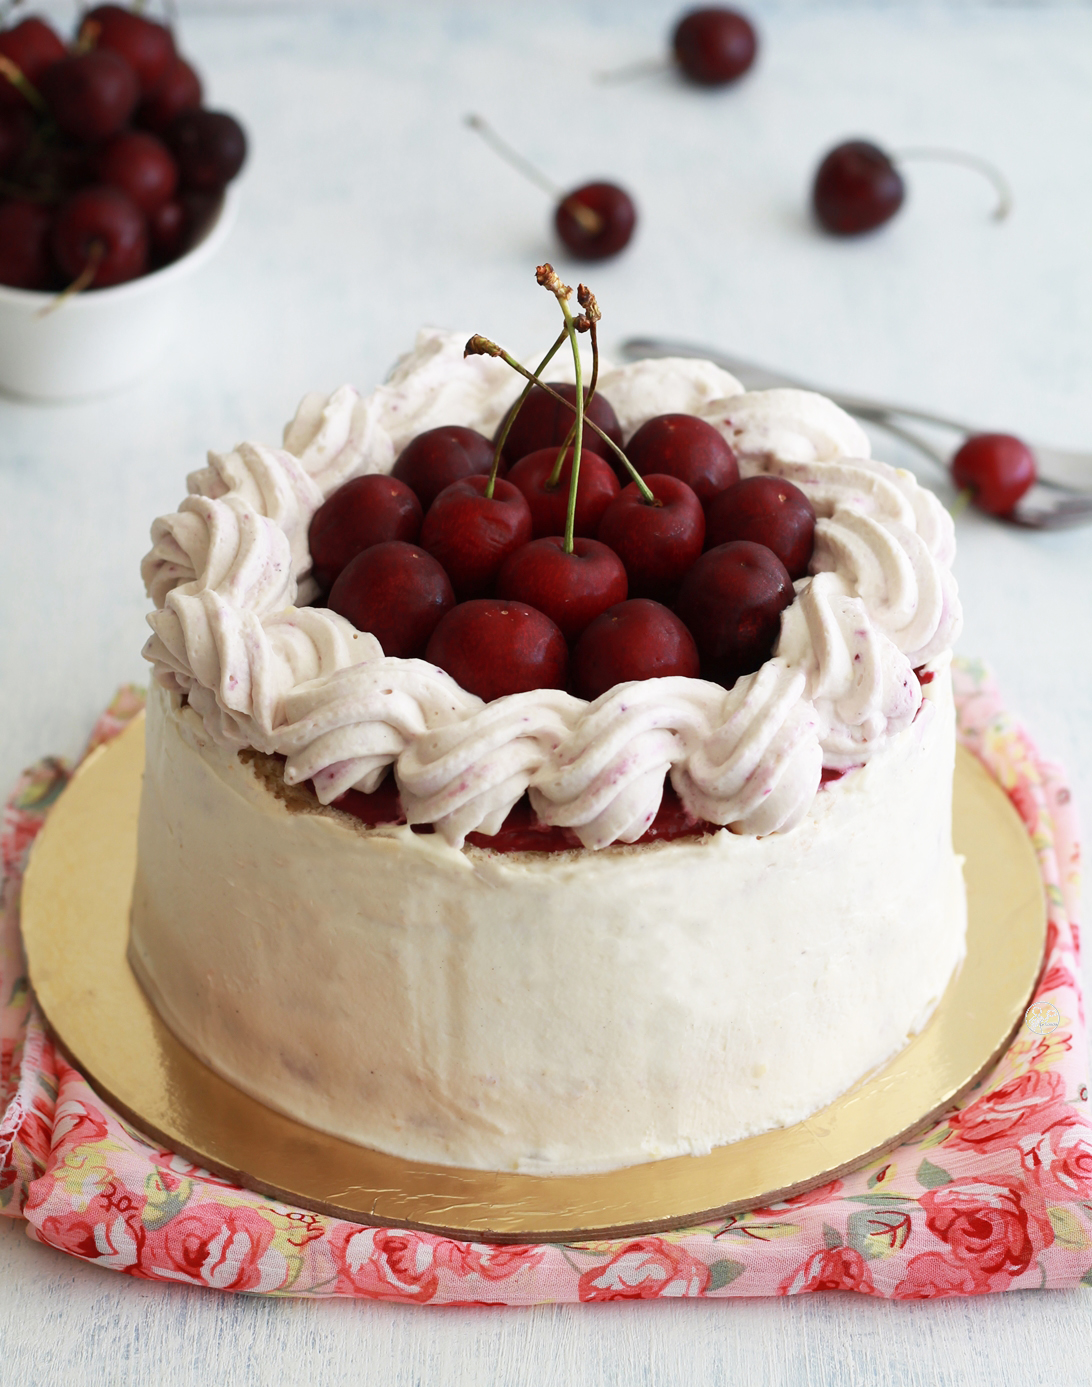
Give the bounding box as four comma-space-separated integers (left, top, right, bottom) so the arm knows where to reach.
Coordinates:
547, 321, 600, 490
484, 328, 568, 499
558, 292, 584, 554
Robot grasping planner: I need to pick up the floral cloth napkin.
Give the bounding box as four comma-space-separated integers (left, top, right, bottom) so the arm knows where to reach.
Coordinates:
1, 662, 1087, 1303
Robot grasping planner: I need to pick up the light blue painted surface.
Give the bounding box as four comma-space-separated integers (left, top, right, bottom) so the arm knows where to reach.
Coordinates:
1, 4, 1090, 1380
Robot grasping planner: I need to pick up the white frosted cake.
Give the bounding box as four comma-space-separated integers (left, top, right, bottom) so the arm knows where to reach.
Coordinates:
131, 330, 967, 1174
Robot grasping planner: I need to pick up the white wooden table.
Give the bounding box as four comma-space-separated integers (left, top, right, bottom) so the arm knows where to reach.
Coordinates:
2, 3, 1090, 1380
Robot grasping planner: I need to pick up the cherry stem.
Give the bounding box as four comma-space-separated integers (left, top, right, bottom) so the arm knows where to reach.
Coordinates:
0, 54, 45, 112
949, 486, 974, 522
464, 113, 604, 235
485, 327, 568, 499
75, 18, 101, 54
37, 240, 104, 319
894, 147, 1013, 222
556, 291, 584, 554
547, 322, 599, 490
594, 56, 673, 85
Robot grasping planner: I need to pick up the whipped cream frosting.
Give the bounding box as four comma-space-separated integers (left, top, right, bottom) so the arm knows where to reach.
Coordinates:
141, 329, 962, 849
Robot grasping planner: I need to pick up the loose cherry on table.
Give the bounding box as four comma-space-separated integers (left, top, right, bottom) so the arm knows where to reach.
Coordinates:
0, 17, 66, 109
497, 382, 624, 468
309, 474, 423, 592
571, 598, 700, 702
94, 130, 178, 215
82, 6, 176, 98
812, 141, 905, 236
950, 434, 1037, 516
625, 413, 739, 505
555, 183, 637, 261
425, 599, 569, 702
675, 540, 793, 688
51, 186, 148, 287
704, 475, 816, 579
495, 536, 629, 643
327, 541, 455, 660
40, 51, 140, 143
506, 446, 620, 539
391, 425, 496, 510
0, 199, 53, 289
596, 473, 705, 603
672, 7, 758, 86
419, 474, 533, 600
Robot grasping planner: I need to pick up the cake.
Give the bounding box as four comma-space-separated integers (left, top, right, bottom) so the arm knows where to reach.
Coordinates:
130, 326, 967, 1175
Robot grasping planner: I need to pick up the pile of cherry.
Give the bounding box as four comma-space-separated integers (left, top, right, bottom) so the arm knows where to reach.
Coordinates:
310, 384, 816, 706
0, 8, 246, 291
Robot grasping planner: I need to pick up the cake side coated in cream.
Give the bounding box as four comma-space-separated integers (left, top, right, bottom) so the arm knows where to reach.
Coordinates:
129, 668, 966, 1175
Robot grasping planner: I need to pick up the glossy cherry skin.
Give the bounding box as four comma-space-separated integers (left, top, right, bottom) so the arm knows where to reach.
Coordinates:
675, 541, 793, 688
0, 199, 54, 289
328, 541, 454, 659
498, 382, 624, 467
83, 6, 175, 97
571, 599, 700, 702
137, 56, 202, 134
672, 8, 757, 86
392, 425, 496, 510
950, 434, 1037, 516
168, 109, 247, 191
495, 537, 628, 643
812, 140, 905, 236
309, 474, 423, 591
555, 182, 637, 260
420, 474, 533, 600
0, 18, 66, 109
426, 599, 568, 702
52, 187, 147, 288
596, 474, 705, 602
94, 130, 178, 215
40, 51, 140, 142
704, 475, 816, 579
626, 413, 739, 505
506, 446, 620, 540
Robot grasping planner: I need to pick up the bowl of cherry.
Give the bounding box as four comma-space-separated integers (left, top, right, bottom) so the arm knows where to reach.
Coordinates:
0, 8, 247, 401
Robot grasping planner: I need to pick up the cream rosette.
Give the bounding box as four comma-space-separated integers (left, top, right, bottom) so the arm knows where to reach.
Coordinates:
141, 329, 962, 848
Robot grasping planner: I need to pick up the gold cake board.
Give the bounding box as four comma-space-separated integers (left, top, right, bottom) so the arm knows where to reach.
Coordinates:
21, 713, 1046, 1244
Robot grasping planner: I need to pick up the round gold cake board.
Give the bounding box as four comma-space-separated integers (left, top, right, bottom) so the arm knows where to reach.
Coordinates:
22, 712, 1047, 1244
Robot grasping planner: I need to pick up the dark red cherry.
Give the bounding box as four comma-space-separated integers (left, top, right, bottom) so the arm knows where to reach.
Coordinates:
495, 537, 628, 643
168, 109, 247, 192
626, 413, 739, 505
813, 140, 905, 236
596, 474, 705, 603
419, 474, 532, 600
426, 599, 568, 702
672, 8, 757, 86
675, 541, 793, 688
148, 197, 185, 261
309, 474, 423, 591
555, 182, 636, 261
40, 51, 140, 142
571, 599, 700, 702
0, 104, 33, 175
52, 186, 147, 288
950, 434, 1037, 516
0, 199, 54, 289
0, 18, 66, 109
94, 131, 178, 215
705, 475, 816, 580
391, 425, 496, 510
498, 382, 623, 466
506, 446, 620, 539
137, 56, 202, 134
83, 6, 175, 97
328, 541, 454, 659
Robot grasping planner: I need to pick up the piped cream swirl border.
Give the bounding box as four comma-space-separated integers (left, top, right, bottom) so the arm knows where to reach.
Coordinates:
142, 329, 961, 849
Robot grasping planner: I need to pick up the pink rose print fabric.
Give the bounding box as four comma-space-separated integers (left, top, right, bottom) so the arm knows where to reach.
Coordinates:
1, 664, 1088, 1303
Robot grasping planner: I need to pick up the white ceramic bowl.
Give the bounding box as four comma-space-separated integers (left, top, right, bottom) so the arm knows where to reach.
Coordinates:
0, 184, 239, 402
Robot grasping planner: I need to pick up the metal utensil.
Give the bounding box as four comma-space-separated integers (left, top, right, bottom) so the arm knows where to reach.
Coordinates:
619, 337, 1092, 529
